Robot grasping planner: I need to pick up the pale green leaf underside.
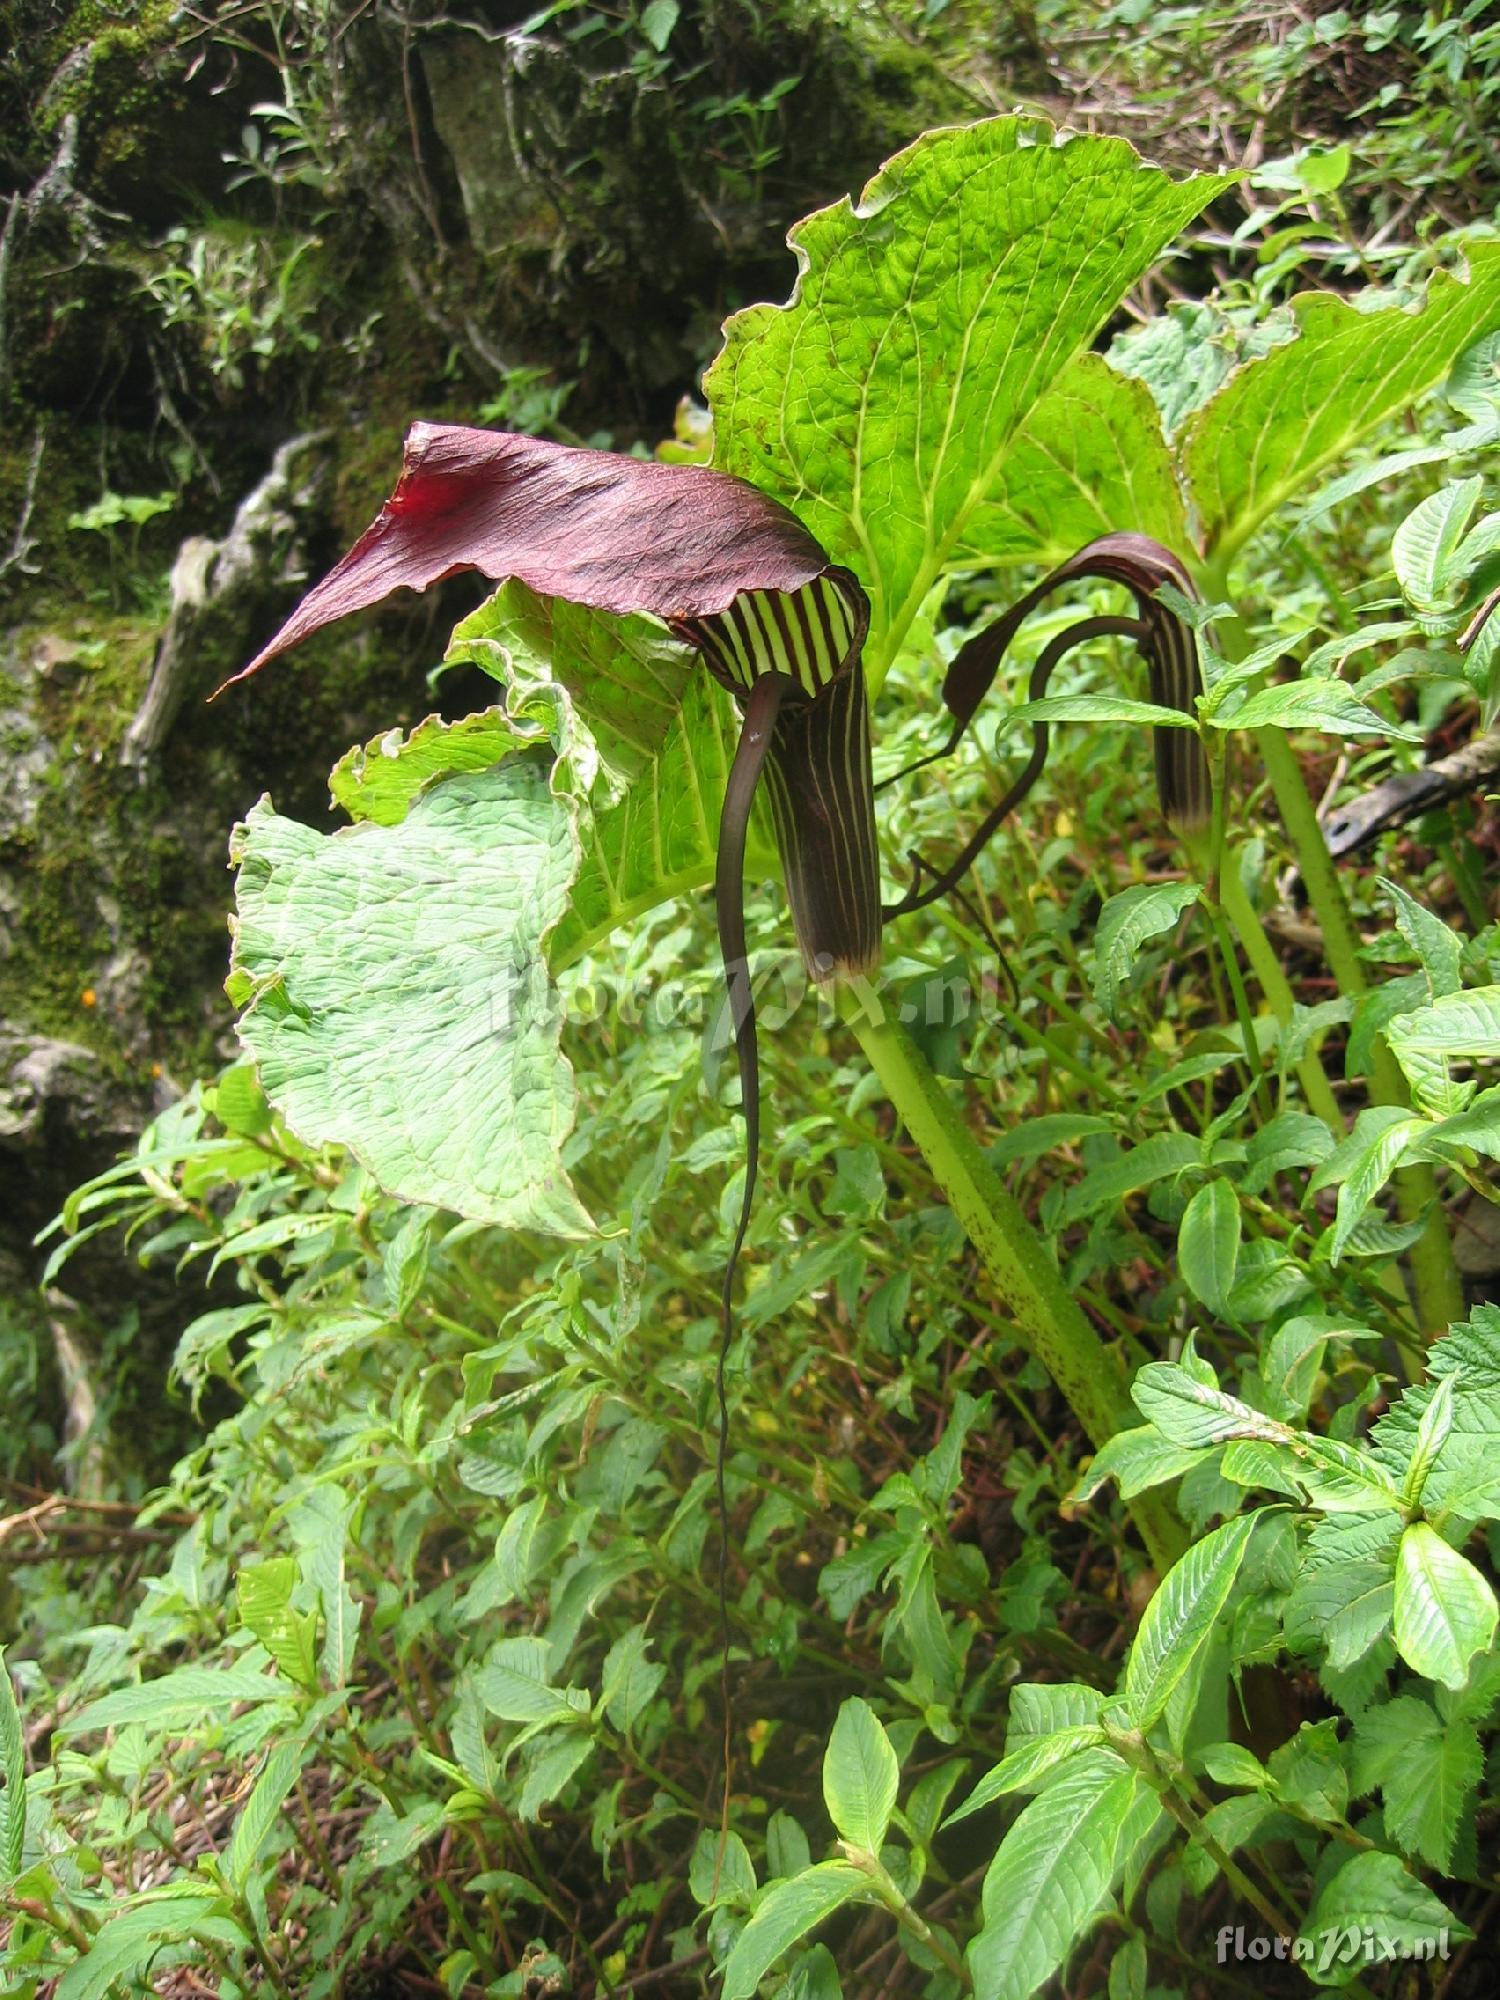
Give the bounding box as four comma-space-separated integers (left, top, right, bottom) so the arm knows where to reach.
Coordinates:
444, 582, 769, 969
1185, 244, 1500, 561
708, 116, 1224, 679
231, 768, 591, 1237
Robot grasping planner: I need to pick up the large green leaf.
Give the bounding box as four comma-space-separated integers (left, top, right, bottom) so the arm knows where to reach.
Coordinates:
448, 580, 697, 803
967, 1752, 1156, 2000
708, 116, 1224, 677
229, 766, 591, 1237
1184, 244, 1500, 561
953, 353, 1190, 571
446, 582, 766, 968
551, 674, 744, 969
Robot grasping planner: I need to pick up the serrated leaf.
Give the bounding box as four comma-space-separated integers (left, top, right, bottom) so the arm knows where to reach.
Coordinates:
1091, 881, 1202, 1018
1068, 1426, 1206, 1507
720, 1862, 871, 2000
1011, 694, 1199, 729
1328, 1116, 1426, 1265
1217, 680, 1420, 739
236, 1558, 318, 1691
1380, 877, 1463, 999
968, 1754, 1156, 2000
1304, 1851, 1465, 1986
1351, 1698, 1480, 1872
1060, 1132, 1201, 1227
1392, 1523, 1498, 1690
1177, 1177, 1241, 1315
1393, 478, 1483, 608
1185, 245, 1500, 560
945, 1726, 1109, 1826
224, 1740, 306, 1895
986, 1113, 1114, 1168
56, 1665, 293, 1736
54, 1895, 246, 2000
599, 1626, 666, 1734
0, 1644, 25, 1885
477, 1638, 590, 1726
1285, 1513, 1401, 1671
1388, 986, 1500, 1066
1007, 1683, 1106, 1746
1123, 1514, 1258, 1730
518, 1730, 594, 1821
230, 769, 592, 1236
709, 117, 1224, 679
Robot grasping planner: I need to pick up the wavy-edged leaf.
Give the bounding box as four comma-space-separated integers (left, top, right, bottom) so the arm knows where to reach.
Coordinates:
1185, 245, 1500, 560
229, 767, 591, 1237
330, 710, 538, 826
708, 117, 1224, 678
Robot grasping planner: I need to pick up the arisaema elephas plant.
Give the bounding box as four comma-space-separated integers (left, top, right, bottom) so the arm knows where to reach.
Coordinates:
225, 116, 1500, 1560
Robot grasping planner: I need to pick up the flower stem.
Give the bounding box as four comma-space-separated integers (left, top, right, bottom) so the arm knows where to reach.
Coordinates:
841, 986, 1186, 1572
1256, 725, 1463, 1339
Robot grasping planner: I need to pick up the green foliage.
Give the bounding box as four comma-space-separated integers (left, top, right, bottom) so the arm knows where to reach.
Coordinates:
12, 58, 1500, 2000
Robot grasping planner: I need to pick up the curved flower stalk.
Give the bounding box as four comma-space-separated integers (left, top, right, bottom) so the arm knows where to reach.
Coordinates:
885, 533, 1213, 918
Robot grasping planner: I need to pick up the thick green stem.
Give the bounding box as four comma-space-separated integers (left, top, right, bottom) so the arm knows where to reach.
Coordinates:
1256, 727, 1463, 1338
842, 987, 1186, 1573
1195, 558, 1462, 1340
1218, 853, 1344, 1133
